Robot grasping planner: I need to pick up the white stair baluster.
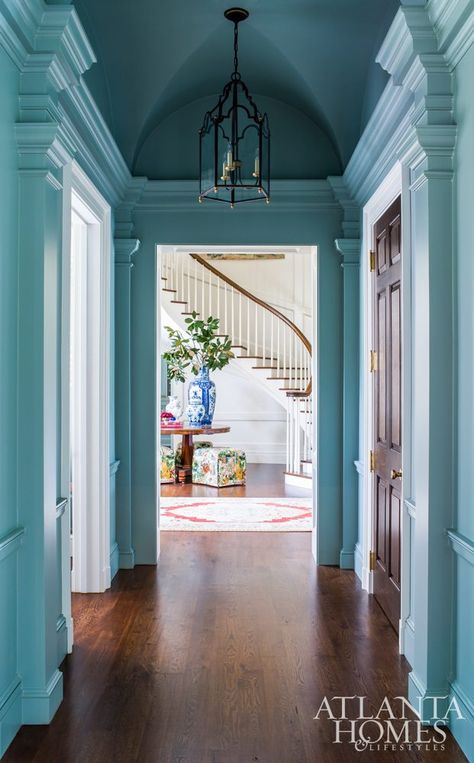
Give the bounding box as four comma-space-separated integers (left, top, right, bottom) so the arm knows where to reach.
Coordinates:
239, 291, 242, 348
247, 298, 250, 355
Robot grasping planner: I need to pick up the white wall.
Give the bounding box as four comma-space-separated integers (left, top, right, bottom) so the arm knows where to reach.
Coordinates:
171, 360, 286, 464
211, 251, 313, 341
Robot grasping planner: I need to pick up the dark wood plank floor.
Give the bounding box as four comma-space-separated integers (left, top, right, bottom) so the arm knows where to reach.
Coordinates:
5, 533, 465, 763
161, 462, 311, 498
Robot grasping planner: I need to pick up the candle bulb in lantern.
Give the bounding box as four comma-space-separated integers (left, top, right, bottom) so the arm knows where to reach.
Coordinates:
252, 153, 260, 178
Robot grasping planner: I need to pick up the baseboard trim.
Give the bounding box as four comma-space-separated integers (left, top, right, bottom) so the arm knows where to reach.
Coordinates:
339, 549, 355, 569
22, 669, 63, 725
402, 616, 415, 668
408, 671, 451, 722
354, 542, 363, 582
0, 677, 22, 757
110, 541, 119, 580
119, 547, 135, 569
449, 680, 474, 762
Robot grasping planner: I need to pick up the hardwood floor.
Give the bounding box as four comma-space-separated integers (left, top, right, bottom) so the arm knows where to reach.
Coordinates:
5, 533, 465, 763
161, 462, 311, 498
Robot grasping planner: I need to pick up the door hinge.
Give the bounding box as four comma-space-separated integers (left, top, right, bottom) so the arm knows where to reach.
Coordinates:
369, 450, 375, 473
369, 250, 376, 272
369, 550, 376, 572
369, 350, 377, 373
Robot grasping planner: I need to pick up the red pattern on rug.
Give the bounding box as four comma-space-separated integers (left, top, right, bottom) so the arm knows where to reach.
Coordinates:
160, 498, 312, 531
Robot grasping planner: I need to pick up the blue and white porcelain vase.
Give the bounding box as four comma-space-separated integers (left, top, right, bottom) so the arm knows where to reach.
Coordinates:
187, 366, 216, 426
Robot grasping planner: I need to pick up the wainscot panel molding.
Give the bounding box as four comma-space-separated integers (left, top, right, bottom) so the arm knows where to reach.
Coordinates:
447, 529, 474, 565
449, 679, 474, 761
55, 497, 67, 521
0, 675, 22, 757
0, 526, 24, 563
109, 459, 120, 476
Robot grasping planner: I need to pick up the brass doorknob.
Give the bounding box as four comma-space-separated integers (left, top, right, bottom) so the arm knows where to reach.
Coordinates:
391, 469, 403, 479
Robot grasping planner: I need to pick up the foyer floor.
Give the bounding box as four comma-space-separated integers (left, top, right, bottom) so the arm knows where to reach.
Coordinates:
5, 534, 465, 763
160, 462, 311, 498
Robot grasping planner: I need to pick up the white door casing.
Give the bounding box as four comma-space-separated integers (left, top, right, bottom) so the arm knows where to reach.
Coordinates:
62, 161, 112, 603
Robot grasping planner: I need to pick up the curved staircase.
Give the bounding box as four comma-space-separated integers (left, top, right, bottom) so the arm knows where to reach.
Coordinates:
161, 251, 313, 486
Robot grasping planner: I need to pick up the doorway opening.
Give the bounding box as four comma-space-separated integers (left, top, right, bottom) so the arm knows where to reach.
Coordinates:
61, 163, 111, 609
360, 162, 412, 659
157, 245, 316, 540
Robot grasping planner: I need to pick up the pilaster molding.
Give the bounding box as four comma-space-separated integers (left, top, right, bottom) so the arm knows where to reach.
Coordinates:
334, 238, 361, 267
114, 238, 141, 267
16, 121, 75, 175
327, 176, 360, 238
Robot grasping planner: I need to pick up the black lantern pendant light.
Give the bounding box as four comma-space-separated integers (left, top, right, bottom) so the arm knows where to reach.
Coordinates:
199, 7, 270, 208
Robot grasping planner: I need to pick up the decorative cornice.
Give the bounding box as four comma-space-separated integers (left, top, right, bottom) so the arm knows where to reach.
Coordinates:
0, 526, 25, 563
135, 179, 342, 214
114, 238, 141, 266
327, 176, 360, 238
428, 0, 474, 69
447, 529, 474, 566
0, 0, 131, 206
16, 121, 75, 173
335, 238, 361, 267
345, 3, 457, 205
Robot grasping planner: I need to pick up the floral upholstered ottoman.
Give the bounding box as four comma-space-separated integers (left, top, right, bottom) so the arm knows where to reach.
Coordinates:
192, 447, 246, 487
160, 446, 176, 484
175, 440, 213, 466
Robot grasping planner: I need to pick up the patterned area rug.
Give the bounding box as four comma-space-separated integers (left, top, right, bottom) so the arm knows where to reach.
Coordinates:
160, 497, 312, 531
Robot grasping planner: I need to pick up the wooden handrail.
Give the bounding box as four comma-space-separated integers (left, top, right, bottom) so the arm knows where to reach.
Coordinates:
190, 253, 312, 397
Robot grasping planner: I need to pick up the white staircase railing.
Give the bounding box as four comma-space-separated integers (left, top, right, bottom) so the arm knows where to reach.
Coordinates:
161, 251, 313, 477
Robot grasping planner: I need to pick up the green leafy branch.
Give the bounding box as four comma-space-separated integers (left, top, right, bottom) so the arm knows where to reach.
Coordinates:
163, 312, 234, 382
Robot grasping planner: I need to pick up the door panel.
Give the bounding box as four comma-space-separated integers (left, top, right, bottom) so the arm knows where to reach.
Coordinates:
373, 196, 402, 632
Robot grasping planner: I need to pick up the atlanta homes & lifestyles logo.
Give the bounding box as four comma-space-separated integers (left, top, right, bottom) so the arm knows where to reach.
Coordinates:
314, 695, 464, 753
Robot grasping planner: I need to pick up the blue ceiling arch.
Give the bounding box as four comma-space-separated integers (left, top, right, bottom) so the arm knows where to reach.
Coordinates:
132, 21, 343, 174
66, 0, 399, 177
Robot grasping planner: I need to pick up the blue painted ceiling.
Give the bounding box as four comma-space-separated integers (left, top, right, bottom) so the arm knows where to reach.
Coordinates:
62, 0, 399, 179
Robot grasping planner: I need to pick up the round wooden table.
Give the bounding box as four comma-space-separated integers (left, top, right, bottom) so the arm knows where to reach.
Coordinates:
161, 425, 230, 483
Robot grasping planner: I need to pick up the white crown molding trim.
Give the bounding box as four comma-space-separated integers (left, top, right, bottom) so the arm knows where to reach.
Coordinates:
136, 179, 342, 214
428, 0, 474, 69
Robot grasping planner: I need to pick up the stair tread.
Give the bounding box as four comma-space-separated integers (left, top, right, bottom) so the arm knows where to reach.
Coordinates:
170, 300, 187, 304
162, 288, 177, 293
284, 470, 312, 480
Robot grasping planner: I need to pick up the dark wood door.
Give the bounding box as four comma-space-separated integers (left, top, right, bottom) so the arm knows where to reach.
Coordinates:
373, 196, 402, 632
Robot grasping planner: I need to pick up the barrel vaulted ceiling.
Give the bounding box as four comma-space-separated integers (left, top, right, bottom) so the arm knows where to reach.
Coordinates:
56, 0, 399, 179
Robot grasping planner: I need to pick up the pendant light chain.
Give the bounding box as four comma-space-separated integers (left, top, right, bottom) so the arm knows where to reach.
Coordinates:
233, 22, 239, 76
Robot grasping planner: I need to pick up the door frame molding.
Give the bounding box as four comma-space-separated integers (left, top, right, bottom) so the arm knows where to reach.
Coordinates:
61, 160, 112, 601
155, 244, 318, 559
360, 161, 413, 656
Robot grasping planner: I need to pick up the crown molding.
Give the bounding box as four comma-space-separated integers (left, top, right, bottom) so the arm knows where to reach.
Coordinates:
345, 3, 457, 205
135, 179, 342, 214
427, 0, 474, 69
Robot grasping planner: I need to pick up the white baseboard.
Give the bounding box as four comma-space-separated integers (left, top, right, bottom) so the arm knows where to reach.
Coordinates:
284, 472, 312, 490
